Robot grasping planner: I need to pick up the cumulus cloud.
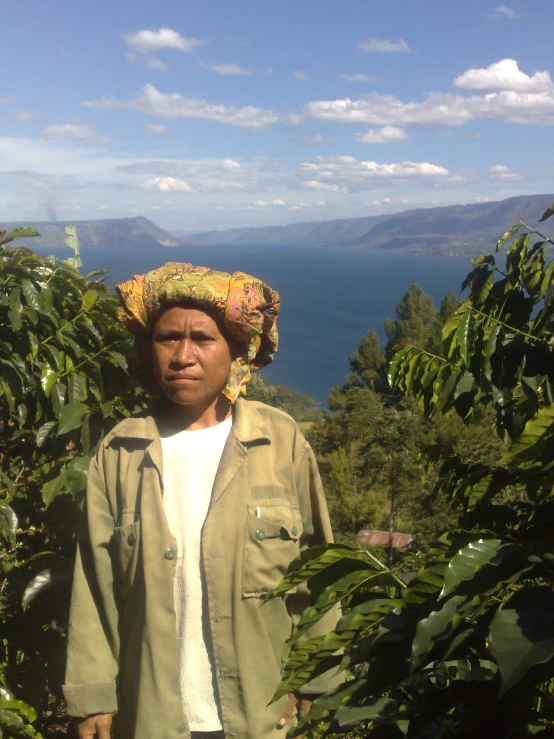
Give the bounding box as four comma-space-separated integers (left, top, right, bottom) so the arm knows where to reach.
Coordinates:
299, 155, 451, 193
354, 125, 408, 143
454, 59, 552, 92
115, 156, 284, 194
85, 84, 279, 129
41, 123, 109, 146
124, 28, 208, 54
271, 198, 286, 206
490, 5, 520, 19
487, 164, 521, 180
306, 86, 554, 126
341, 73, 376, 83
293, 72, 310, 81
252, 200, 267, 206
358, 38, 410, 53
144, 177, 195, 193
200, 61, 252, 76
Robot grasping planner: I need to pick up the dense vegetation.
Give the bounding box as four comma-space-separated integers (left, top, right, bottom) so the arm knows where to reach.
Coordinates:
271, 206, 554, 737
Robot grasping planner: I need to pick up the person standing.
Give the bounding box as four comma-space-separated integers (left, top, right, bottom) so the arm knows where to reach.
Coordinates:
64, 263, 338, 739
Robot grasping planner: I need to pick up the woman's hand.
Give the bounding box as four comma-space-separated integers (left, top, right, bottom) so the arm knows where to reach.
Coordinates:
78, 713, 113, 739
278, 692, 316, 736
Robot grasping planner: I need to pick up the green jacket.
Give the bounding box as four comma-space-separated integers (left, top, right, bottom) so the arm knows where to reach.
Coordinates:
64, 398, 339, 739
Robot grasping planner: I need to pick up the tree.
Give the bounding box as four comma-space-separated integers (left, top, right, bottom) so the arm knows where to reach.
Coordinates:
385, 283, 441, 354
271, 204, 554, 737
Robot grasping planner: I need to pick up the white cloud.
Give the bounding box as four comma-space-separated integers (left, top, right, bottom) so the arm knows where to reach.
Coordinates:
200, 61, 252, 76
303, 180, 347, 193
299, 155, 452, 193
124, 28, 208, 54
354, 125, 408, 143
272, 199, 286, 206
303, 133, 336, 145
358, 38, 410, 53
41, 123, 109, 146
146, 123, 170, 136
316, 200, 325, 206
252, 200, 267, 206
144, 176, 195, 193
341, 73, 376, 84
306, 87, 554, 126
454, 59, 551, 92
293, 72, 310, 82
288, 205, 303, 211
85, 84, 279, 129
490, 5, 520, 19
146, 56, 169, 71
487, 164, 521, 180
16, 110, 32, 122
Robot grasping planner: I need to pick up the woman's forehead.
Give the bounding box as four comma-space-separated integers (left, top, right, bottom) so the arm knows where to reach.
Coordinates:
154, 304, 223, 332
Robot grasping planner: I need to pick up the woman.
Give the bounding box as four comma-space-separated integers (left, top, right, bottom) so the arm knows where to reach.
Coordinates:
64, 263, 338, 739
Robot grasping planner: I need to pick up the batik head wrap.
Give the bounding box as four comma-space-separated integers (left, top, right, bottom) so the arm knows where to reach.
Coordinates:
115, 262, 280, 403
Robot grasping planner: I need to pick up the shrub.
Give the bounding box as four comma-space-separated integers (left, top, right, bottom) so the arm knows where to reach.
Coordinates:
0, 228, 147, 736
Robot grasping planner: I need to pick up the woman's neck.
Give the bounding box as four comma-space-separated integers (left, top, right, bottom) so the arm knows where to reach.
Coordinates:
156, 394, 232, 431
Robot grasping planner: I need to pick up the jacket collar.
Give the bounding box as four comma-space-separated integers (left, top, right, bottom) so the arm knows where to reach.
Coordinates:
109, 396, 270, 445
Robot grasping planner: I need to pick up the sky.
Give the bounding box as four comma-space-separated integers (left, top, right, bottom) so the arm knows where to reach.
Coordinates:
2, 0, 554, 233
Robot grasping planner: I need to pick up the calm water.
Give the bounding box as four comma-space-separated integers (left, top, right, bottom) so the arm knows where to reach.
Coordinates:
60, 245, 471, 404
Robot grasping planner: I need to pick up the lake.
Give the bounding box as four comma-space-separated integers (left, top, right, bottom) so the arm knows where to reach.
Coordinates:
56, 245, 473, 404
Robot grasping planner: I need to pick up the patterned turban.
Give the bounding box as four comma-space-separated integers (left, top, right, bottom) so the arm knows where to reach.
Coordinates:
115, 262, 280, 403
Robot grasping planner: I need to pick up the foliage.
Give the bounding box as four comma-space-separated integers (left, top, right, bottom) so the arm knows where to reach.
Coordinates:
246, 373, 323, 422
273, 204, 554, 737
0, 228, 148, 736
309, 286, 487, 551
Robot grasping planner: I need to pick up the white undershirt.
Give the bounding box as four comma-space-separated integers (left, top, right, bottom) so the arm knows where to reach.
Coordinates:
161, 416, 232, 732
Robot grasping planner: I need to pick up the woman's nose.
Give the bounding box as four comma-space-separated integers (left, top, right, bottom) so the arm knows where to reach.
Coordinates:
173, 339, 195, 365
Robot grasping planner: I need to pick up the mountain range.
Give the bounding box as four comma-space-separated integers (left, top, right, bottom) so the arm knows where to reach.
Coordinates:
4, 193, 554, 255
181, 194, 554, 254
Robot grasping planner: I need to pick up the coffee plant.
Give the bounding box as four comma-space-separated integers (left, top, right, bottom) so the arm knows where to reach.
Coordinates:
271, 204, 554, 738
0, 228, 147, 736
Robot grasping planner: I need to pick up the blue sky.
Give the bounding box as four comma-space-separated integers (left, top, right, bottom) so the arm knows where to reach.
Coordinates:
2, 0, 554, 232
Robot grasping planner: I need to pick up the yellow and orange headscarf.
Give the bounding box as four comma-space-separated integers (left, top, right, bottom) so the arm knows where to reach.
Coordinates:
115, 262, 280, 402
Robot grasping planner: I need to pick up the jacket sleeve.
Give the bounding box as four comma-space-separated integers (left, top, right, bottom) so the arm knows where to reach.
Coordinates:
63, 451, 120, 717
285, 439, 342, 696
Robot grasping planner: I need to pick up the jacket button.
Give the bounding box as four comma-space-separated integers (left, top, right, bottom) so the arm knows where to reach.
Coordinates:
291, 526, 298, 537
255, 529, 265, 541
164, 548, 176, 560
127, 533, 136, 546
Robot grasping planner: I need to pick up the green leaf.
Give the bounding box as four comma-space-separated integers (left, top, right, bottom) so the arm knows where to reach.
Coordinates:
0, 227, 40, 246
456, 310, 477, 366
82, 289, 99, 309
40, 363, 58, 397
501, 404, 554, 465
490, 587, 554, 695
108, 350, 127, 370
21, 279, 41, 311
68, 372, 87, 403
57, 402, 88, 435
36, 420, 56, 447
42, 473, 66, 508
496, 223, 522, 251
412, 595, 467, 669
0, 502, 18, 549
441, 538, 504, 598
538, 203, 554, 222
22, 568, 56, 608
8, 288, 23, 331
335, 697, 397, 727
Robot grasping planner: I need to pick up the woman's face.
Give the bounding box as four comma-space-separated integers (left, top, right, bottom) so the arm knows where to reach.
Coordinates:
151, 305, 234, 409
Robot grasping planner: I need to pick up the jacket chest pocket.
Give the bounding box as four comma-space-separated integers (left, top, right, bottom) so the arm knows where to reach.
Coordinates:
242, 503, 303, 598
113, 515, 141, 601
